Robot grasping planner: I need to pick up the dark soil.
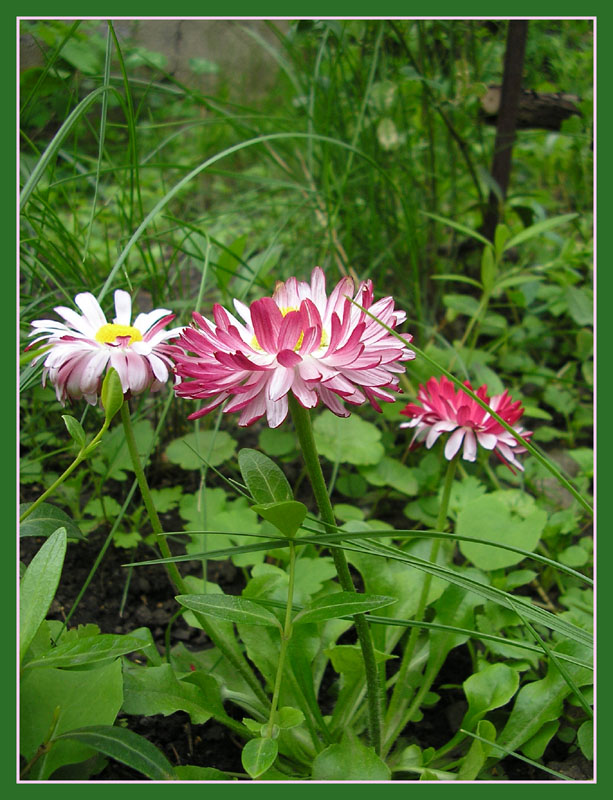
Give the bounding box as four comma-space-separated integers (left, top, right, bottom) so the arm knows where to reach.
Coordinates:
19, 529, 593, 782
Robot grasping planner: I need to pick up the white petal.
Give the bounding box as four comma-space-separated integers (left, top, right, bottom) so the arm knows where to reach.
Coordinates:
444, 427, 465, 460
133, 308, 172, 334
268, 366, 294, 402
476, 431, 497, 450
233, 298, 252, 325
79, 350, 110, 393
125, 352, 149, 394
147, 352, 169, 384
462, 429, 477, 461
110, 350, 129, 392
266, 394, 289, 428
113, 290, 133, 325
426, 419, 457, 449
53, 307, 98, 338
74, 293, 107, 329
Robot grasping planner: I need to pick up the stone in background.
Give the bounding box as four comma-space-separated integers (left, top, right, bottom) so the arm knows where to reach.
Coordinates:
20, 19, 289, 100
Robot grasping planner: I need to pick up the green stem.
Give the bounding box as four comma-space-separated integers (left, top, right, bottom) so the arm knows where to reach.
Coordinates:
264, 540, 297, 737
119, 400, 269, 709
383, 454, 458, 755
20, 423, 109, 522
289, 396, 383, 755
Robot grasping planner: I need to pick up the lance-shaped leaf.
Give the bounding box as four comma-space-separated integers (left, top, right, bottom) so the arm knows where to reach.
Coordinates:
53, 724, 176, 781
20, 527, 67, 661
293, 591, 396, 625
22, 634, 150, 670
62, 415, 86, 449
176, 594, 283, 629
238, 448, 293, 503
251, 500, 307, 538
20, 503, 85, 541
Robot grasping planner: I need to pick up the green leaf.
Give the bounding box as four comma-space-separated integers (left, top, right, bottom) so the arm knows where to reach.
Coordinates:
360, 457, 418, 495
149, 486, 183, 513
20, 502, 85, 541
521, 719, 560, 760
421, 211, 492, 247
457, 494, 546, 571
504, 213, 578, 250
258, 428, 296, 457
188, 57, 220, 75
577, 720, 593, 760
91, 419, 154, 481
494, 223, 512, 257
174, 765, 231, 780
165, 430, 237, 470
457, 720, 497, 780
461, 662, 520, 732
311, 730, 391, 780
565, 286, 593, 326
431, 273, 483, 289
251, 500, 307, 538
53, 725, 175, 781
442, 293, 480, 318
238, 448, 293, 503
23, 634, 149, 670
293, 591, 397, 625
558, 545, 589, 568
62, 415, 86, 448
497, 639, 592, 756
241, 737, 278, 779
20, 528, 67, 661
313, 412, 383, 465
100, 368, 124, 424
347, 536, 447, 653
60, 38, 102, 75
277, 707, 305, 730
522, 405, 552, 421
20, 659, 123, 780
480, 246, 496, 294
122, 663, 225, 726
176, 594, 282, 629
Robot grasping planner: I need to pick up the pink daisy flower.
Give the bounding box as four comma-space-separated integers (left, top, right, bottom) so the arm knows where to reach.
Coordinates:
400, 375, 532, 472
171, 267, 415, 428
28, 290, 184, 405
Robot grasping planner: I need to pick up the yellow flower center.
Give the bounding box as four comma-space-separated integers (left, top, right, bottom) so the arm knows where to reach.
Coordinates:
95, 323, 143, 345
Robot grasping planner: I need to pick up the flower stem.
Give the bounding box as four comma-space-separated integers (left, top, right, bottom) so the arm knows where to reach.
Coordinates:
383, 454, 458, 755
119, 400, 269, 709
264, 540, 297, 737
289, 396, 383, 755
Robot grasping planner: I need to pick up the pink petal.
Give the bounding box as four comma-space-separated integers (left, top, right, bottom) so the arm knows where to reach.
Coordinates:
277, 310, 303, 351
318, 386, 350, 417
251, 297, 283, 353
277, 349, 302, 367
